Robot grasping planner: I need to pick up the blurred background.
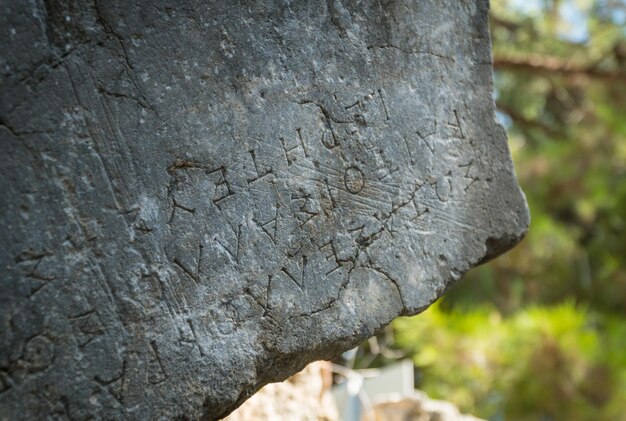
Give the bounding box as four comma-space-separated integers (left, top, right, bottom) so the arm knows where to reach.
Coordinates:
346, 0, 626, 420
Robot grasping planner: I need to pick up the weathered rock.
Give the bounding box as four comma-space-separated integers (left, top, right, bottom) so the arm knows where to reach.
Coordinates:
224, 361, 337, 421
0, 0, 528, 419
372, 392, 485, 421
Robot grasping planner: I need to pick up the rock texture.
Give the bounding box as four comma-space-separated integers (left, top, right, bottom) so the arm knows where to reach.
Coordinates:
224, 361, 337, 421
0, 0, 528, 419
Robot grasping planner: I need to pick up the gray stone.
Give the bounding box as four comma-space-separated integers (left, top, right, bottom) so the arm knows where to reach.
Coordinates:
0, 0, 528, 419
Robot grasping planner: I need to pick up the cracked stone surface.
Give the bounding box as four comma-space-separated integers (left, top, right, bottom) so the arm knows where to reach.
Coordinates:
0, 0, 528, 419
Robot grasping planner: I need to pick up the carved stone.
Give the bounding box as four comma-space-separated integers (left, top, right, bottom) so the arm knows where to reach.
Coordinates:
0, 1, 528, 419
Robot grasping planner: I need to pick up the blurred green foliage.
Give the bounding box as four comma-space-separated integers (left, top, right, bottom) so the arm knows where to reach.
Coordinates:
375, 1, 626, 419
393, 302, 626, 420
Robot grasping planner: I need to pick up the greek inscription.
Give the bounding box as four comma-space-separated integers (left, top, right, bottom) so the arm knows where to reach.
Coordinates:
348, 224, 365, 240
372, 213, 396, 240
255, 204, 280, 244
246, 149, 272, 184
320, 129, 339, 149
95, 360, 126, 405
296, 128, 309, 157
279, 128, 309, 165
71, 310, 105, 348
417, 119, 437, 153
344, 166, 364, 194
280, 255, 306, 290
263, 275, 273, 316
216, 223, 242, 263
169, 198, 195, 224
185, 319, 205, 357
148, 341, 167, 384
321, 177, 337, 212
208, 166, 234, 204
319, 241, 341, 276
378, 88, 390, 120
343, 89, 388, 123
446, 109, 464, 138
172, 199, 195, 215
344, 94, 368, 111
459, 161, 478, 192
172, 258, 199, 286
291, 190, 319, 228
15, 251, 55, 297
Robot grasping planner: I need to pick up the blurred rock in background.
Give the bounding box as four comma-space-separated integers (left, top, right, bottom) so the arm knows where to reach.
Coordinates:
224, 361, 338, 421
371, 392, 484, 421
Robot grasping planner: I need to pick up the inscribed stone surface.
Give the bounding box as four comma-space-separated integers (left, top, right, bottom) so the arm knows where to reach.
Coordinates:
0, 1, 528, 419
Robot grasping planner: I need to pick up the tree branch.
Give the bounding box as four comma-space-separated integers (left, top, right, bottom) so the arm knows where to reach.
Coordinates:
496, 100, 561, 139
493, 54, 626, 83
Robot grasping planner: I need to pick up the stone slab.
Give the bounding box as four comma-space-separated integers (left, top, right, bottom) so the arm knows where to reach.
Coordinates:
0, 1, 528, 419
